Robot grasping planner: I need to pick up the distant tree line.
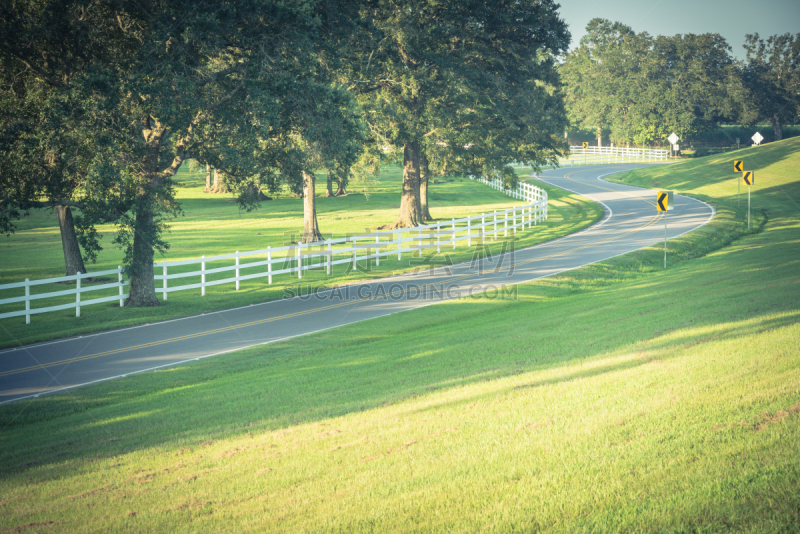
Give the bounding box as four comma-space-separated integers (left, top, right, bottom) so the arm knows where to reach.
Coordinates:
560, 18, 800, 148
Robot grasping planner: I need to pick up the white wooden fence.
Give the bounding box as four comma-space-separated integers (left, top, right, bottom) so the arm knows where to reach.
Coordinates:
511, 146, 669, 172
1, 178, 547, 323
561, 145, 669, 166
0, 268, 127, 324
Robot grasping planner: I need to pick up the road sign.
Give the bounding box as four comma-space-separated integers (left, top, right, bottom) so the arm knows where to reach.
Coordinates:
582, 142, 588, 149
657, 192, 669, 212
657, 192, 670, 268
742, 172, 754, 229
752, 132, 764, 145
673, 144, 679, 152
668, 132, 679, 145
734, 160, 743, 172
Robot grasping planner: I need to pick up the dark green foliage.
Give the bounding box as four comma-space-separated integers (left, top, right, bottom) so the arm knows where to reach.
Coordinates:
352, 0, 570, 225
1, 0, 367, 304
733, 33, 800, 141
561, 19, 736, 147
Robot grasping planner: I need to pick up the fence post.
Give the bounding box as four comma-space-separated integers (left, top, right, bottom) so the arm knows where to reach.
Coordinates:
327, 242, 332, 275
118, 266, 124, 307
298, 243, 303, 279
397, 230, 402, 260
352, 238, 357, 271
513, 207, 517, 234
163, 260, 168, 301
481, 213, 485, 243
437, 222, 441, 253
25, 278, 30, 324
504, 210, 508, 237
494, 210, 497, 239
418, 226, 422, 252
467, 218, 471, 247
375, 235, 380, 266
76, 271, 81, 317
452, 219, 456, 249
268, 247, 272, 284
236, 251, 240, 290
201, 256, 206, 296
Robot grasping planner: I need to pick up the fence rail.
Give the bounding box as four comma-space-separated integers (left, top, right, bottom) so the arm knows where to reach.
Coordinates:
511, 146, 669, 171
0, 268, 127, 324
565, 145, 669, 165
1, 178, 547, 323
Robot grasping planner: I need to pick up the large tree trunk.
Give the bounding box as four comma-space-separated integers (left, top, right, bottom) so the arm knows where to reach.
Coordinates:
204, 163, 212, 192
384, 140, 422, 229
334, 174, 348, 196
126, 200, 160, 307
325, 169, 334, 197
55, 205, 87, 277
301, 171, 323, 243
769, 115, 782, 141
209, 168, 229, 193
419, 151, 433, 221
245, 182, 269, 201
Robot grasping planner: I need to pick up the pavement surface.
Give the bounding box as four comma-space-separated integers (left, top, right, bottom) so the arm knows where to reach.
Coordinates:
0, 164, 714, 404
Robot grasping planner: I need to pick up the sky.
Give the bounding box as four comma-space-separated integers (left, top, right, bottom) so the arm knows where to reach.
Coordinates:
557, 0, 800, 59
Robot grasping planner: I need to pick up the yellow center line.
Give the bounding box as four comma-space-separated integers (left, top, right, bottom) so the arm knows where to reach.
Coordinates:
559, 171, 658, 208
2, 184, 664, 379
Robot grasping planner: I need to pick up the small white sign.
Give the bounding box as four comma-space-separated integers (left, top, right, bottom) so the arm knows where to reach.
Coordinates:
752, 132, 764, 145
673, 144, 679, 151
668, 132, 679, 145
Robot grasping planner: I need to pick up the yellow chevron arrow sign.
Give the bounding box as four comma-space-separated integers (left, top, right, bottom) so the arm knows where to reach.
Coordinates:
657, 191, 669, 212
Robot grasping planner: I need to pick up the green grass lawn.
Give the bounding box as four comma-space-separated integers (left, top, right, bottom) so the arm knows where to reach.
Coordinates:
0, 140, 798, 532
0, 167, 602, 348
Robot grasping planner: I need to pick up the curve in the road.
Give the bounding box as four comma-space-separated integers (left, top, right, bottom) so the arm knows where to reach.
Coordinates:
0, 164, 714, 404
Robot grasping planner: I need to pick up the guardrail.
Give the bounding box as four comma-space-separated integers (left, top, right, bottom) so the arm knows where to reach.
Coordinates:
1, 177, 547, 323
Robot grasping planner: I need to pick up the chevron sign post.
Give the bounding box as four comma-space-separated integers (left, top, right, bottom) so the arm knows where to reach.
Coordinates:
742, 172, 754, 229
734, 160, 743, 205
657, 191, 669, 268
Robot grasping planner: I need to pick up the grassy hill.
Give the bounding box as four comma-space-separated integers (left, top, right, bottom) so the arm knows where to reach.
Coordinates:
0, 139, 798, 532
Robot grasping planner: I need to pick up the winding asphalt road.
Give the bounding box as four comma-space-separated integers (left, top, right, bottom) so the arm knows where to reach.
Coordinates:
0, 164, 714, 404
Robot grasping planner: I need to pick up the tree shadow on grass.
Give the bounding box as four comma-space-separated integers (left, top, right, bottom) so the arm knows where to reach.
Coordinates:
1, 273, 798, 479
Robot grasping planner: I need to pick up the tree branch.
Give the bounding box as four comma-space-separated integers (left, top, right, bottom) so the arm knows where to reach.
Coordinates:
1, 50, 62, 88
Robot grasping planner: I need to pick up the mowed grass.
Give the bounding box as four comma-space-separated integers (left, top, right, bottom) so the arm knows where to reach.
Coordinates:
1, 140, 799, 532
0, 167, 602, 348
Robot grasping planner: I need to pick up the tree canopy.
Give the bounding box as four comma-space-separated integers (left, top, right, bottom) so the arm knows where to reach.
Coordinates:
352, 0, 570, 227
560, 19, 736, 147
735, 32, 800, 141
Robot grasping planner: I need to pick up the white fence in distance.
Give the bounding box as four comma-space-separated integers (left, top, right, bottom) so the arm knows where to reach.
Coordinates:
511, 146, 669, 171
561, 145, 669, 166
0, 178, 547, 324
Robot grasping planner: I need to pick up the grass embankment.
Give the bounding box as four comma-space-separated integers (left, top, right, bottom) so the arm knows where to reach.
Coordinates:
0, 167, 601, 348
1, 139, 798, 532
